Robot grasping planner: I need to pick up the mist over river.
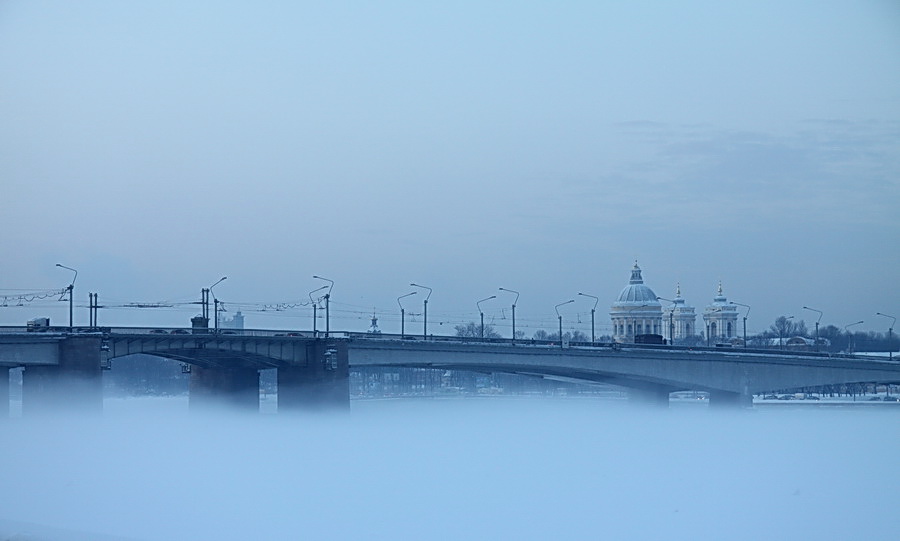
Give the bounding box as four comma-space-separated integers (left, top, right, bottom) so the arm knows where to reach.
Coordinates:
2, 396, 898, 540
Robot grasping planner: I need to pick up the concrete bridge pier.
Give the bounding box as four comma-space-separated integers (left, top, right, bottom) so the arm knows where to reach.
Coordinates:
278, 341, 349, 412
22, 336, 103, 416
0, 367, 8, 418
628, 386, 671, 407
189, 366, 260, 412
708, 390, 753, 408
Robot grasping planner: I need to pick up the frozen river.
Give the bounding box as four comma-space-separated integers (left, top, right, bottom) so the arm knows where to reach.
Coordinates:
2, 395, 899, 540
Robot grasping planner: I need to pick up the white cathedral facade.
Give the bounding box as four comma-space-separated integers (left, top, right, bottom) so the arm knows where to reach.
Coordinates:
702, 282, 740, 343
610, 263, 740, 345
609, 262, 663, 343
661, 284, 696, 344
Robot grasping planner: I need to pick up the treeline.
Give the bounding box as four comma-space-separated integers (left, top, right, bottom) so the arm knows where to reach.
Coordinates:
454, 321, 612, 343
757, 316, 896, 353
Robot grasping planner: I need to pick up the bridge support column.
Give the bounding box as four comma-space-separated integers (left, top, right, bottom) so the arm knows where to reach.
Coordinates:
628, 387, 671, 408
0, 367, 8, 418
708, 390, 753, 408
189, 366, 260, 412
278, 341, 349, 412
22, 336, 103, 416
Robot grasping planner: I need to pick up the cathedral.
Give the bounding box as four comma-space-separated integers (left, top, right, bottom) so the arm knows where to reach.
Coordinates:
610, 263, 739, 345
609, 262, 663, 343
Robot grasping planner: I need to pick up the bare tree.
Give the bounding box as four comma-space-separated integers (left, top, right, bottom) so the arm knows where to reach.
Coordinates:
533, 329, 550, 341
769, 316, 807, 339
455, 322, 500, 339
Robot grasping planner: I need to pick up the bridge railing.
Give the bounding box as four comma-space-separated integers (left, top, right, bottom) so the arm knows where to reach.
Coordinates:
0, 326, 316, 338
1, 326, 893, 363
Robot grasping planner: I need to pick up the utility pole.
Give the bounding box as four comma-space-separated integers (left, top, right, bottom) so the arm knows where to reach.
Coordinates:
875, 313, 895, 360
477, 296, 496, 339
398, 291, 416, 339
309, 285, 327, 338
499, 288, 519, 344
731, 302, 750, 348
89, 292, 99, 327
411, 283, 432, 340
56, 264, 77, 330
313, 276, 334, 338
803, 307, 823, 352
578, 292, 599, 344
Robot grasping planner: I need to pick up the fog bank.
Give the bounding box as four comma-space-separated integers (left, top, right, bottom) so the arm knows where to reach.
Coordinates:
2, 398, 898, 540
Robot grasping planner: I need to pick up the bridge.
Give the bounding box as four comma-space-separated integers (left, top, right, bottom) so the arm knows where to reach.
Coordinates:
2, 325, 899, 415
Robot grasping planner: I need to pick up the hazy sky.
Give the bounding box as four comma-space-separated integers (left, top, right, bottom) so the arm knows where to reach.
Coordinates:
2, 1, 898, 335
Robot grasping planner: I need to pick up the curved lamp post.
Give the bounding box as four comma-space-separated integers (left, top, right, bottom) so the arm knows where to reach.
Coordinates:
875, 312, 896, 360
657, 296, 676, 346
802, 306, 823, 352
477, 295, 496, 339
555, 299, 575, 349
779, 315, 794, 350
578, 292, 599, 344
397, 291, 417, 339
410, 283, 432, 339
55, 264, 78, 330
499, 288, 519, 343
730, 301, 750, 347
209, 276, 227, 332
313, 276, 334, 338
308, 285, 327, 337
844, 320, 863, 354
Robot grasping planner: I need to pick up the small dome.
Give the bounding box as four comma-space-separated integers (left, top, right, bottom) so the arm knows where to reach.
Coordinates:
613, 262, 661, 306
615, 284, 660, 304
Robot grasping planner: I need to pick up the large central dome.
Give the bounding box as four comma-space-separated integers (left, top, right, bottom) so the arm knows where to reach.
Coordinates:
614, 262, 661, 306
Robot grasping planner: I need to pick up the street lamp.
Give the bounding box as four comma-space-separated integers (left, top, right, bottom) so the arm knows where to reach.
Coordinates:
499, 288, 519, 344
55, 264, 77, 330
313, 276, 334, 338
657, 296, 676, 346
730, 302, 750, 348
410, 283, 432, 339
209, 276, 227, 332
397, 291, 416, 339
308, 285, 327, 337
875, 312, 896, 360
844, 320, 863, 354
802, 306, 823, 352
555, 299, 575, 349
578, 292, 599, 344
477, 295, 496, 339
779, 315, 794, 350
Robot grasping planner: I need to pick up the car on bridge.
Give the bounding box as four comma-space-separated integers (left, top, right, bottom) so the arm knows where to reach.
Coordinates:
26, 317, 51, 331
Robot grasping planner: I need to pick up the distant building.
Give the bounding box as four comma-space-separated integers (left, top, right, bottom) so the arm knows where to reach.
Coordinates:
219, 310, 245, 330
702, 283, 738, 343
610, 262, 662, 343
661, 283, 696, 344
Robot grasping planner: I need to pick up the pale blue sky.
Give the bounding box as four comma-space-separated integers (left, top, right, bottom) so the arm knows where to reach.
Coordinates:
1, 0, 898, 335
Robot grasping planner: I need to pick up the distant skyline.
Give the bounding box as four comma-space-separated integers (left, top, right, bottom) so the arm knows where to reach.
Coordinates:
1, 1, 898, 336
